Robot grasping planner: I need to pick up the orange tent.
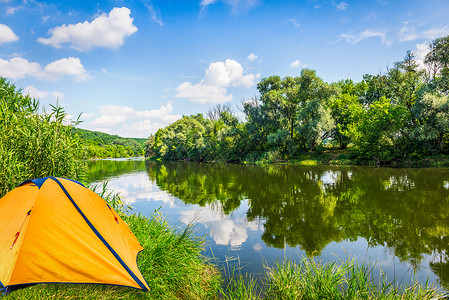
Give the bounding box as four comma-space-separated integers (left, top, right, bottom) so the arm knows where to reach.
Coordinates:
0, 177, 149, 295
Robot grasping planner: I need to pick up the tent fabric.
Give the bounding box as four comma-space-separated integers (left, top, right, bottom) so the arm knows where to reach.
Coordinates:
0, 177, 149, 293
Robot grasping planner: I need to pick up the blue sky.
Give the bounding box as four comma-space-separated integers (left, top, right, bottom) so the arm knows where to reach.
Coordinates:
1, 0, 448, 138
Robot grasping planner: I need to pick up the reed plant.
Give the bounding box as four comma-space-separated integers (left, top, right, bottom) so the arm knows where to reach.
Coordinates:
0, 78, 86, 197
219, 257, 262, 300
264, 257, 443, 300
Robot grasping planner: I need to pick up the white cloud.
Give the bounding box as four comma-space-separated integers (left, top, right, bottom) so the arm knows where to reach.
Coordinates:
6, 6, 23, 15
398, 23, 449, 43
24, 85, 65, 100
247, 53, 258, 61
422, 26, 449, 40
38, 57, 88, 81
24, 85, 48, 99
37, 7, 138, 51
290, 60, 301, 68
201, 0, 218, 5
397, 22, 419, 42
340, 29, 387, 45
143, 1, 163, 26
52, 91, 65, 99
335, 2, 349, 10
176, 82, 231, 104
0, 56, 88, 81
176, 59, 257, 104
285, 18, 300, 28
414, 42, 430, 69
91, 114, 128, 127
0, 57, 40, 80
253, 243, 262, 252
180, 205, 249, 248
90, 102, 181, 137
0, 24, 19, 44
200, 0, 258, 14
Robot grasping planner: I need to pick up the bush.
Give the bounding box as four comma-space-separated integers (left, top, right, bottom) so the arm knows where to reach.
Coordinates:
0, 78, 85, 196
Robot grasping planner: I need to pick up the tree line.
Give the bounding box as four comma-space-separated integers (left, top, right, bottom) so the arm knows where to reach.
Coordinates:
76, 128, 146, 159
146, 35, 449, 164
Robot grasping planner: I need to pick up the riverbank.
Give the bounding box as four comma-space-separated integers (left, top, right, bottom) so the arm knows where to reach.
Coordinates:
3, 212, 445, 299
148, 149, 449, 168
279, 150, 449, 168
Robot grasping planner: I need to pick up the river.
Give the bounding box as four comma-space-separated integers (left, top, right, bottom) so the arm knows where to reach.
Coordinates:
87, 158, 449, 290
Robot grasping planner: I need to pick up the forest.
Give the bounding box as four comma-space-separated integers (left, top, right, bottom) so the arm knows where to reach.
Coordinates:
76, 128, 146, 159
146, 35, 449, 164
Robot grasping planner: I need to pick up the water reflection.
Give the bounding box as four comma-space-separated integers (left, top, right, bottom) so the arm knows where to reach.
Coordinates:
87, 159, 449, 289
146, 162, 449, 279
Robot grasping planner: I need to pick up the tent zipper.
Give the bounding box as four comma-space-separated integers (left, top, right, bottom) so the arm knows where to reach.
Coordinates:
107, 205, 119, 224
11, 210, 31, 249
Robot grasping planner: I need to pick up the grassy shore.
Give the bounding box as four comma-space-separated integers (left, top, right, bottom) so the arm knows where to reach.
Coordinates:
247, 149, 449, 168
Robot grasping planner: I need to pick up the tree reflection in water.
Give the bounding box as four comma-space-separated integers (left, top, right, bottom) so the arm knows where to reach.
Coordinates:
146, 161, 449, 288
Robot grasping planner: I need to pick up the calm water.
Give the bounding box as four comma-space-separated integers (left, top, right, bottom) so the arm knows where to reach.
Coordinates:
87, 159, 449, 289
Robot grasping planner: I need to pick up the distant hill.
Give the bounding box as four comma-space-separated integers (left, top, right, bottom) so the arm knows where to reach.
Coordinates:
74, 128, 147, 158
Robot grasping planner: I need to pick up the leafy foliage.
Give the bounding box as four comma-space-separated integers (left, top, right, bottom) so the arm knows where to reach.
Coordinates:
0, 78, 85, 196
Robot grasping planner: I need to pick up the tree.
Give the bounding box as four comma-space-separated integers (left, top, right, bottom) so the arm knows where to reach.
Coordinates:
411, 93, 449, 153
425, 35, 449, 94
296, 97, 335, 152
348, 97, 408, 162
330, 90, 363, 149
295, 70, 338, 152
206, 103, 233, 121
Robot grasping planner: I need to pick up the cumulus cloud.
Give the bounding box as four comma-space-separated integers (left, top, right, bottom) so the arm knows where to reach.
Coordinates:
0, 57, 41, 80
247, 53, 258, 61
290, 60, 302, 68
0, 24, 19, 44
176, 59, 257, 104
37, 7, 138, 51
24, 85, 64, 100
0, 56, 88, 81
180, 205, 249, 248
90, 102, 181, 137
414, 43, 430, 69
38, 57, 88, 81
340, 29, 387, 45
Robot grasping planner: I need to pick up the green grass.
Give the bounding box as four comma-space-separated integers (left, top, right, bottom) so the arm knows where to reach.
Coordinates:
222, 258, 444, 300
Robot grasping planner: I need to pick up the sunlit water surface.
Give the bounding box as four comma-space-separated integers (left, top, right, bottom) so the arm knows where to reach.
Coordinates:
87, 159, 449, 290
